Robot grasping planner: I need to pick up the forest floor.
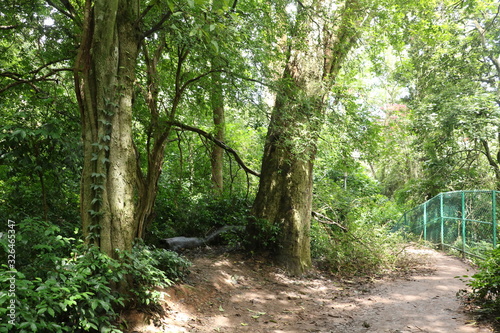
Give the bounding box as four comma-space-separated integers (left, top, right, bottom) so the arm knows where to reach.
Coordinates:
126, 244, 496, 333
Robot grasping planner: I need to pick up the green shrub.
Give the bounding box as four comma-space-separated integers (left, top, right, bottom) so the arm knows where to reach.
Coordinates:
243, 216, 281, 254
125, 242, 191, 301
466, 247, 500, 317
310, 195, 406, 276
0, 245, 126, 332
311, 221, 405, 276
0, 218, 74, 279
0, 219, 191, 333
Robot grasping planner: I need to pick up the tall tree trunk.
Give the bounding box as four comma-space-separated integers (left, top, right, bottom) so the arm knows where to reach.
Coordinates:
480, 138, 500, 190
210, 71, 225, 195
252, 65, 322, 275
209, 0, 226, 195
251, 0, 364, 275
135, 38, 171, 239
75, 0, 140, 265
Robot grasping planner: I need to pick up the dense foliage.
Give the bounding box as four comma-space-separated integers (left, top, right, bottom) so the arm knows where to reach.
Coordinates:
1, 0, 500, 330
0, 219, 189, 332
466, 247, 500, 323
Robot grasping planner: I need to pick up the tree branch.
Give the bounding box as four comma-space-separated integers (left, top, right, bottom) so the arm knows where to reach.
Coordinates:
45, 0, 81, 25
480, 138, 500, 170
474, 20, 500, 76
0, 25, 18, 30
0, 67, 72, 94
169, 120, 261, 177
222, 69, 270, 87
142, 11, 173, 40
311, 211, 348, 232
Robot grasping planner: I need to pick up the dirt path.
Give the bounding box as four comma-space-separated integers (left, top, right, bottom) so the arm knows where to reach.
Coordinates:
339, 247, 489, 333
127, 246, 494, 333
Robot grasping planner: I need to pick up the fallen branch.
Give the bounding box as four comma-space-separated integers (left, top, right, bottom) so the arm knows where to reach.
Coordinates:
161, 225, 245, 251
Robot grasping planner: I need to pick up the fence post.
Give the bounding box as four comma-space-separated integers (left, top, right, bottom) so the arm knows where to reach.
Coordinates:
423, 201, 427, 241
493, 191, 497, 248
440, 193, 444, 249
461, 191, 466, 256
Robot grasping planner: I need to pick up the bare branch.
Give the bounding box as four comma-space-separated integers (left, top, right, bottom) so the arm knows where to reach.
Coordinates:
169, 120, 261, 177
0, 67, 72, 94
142, 12, 173, 40
0, 25, 18, 30
311, 211, 348, 232
222, 69, 270, 87
45, 0, 80, 25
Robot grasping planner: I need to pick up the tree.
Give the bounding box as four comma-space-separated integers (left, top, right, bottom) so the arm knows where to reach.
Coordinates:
251, 0, 368, 274
209, 0, 226, 195
73, 1, 141, 275
70, 0, 267, 287
0, 0, 81, 223
398, 0, 500, 194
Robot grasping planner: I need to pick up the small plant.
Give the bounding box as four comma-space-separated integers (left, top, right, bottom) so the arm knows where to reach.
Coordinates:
465, 247, 500, 317
243, 217, 281, 254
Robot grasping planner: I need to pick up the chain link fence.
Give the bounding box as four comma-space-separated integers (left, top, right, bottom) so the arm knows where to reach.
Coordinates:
397, 190, 499, 258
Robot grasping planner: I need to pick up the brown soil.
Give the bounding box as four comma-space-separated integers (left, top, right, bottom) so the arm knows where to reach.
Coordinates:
126, 246, 495, 333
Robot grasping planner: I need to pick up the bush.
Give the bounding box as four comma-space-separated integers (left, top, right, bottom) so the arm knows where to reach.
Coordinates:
310, 220, 405, 276
243, 216, 281, 254
0, 219, 191, 332
310, 194, 406, 276
466, 247, 500, 317
129, 242, 191, 287
0, 218, 74, 279
0, 245, 126, 332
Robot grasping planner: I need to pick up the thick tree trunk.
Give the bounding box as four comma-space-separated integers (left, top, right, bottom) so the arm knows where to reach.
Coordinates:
252, 68, 322, 274
251, 131, 315, 274
251, 0, 363, 275
75, 0, 140, 261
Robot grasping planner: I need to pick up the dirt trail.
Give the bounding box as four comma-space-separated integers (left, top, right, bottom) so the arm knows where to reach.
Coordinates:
127, 246, 494, 333
340, 247, 489, 333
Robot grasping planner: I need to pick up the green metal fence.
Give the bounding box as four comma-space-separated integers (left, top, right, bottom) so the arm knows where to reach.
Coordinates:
397, 190, 499, 258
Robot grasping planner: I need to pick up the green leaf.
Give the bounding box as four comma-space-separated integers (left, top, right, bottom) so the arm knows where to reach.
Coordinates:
47, 307, 55, 317
211, 40, 219, 53
12, 129, 26, 141
167, 0, 175, 12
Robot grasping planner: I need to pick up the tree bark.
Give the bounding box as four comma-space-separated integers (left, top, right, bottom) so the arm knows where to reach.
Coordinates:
252, 65, 321, 274
209, 0, 226, 195
251, 0, 364, 275
480, 138, 500, 190
75, 0, 140, 263
210, 71, 225, 195
135, 37, 170, 239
